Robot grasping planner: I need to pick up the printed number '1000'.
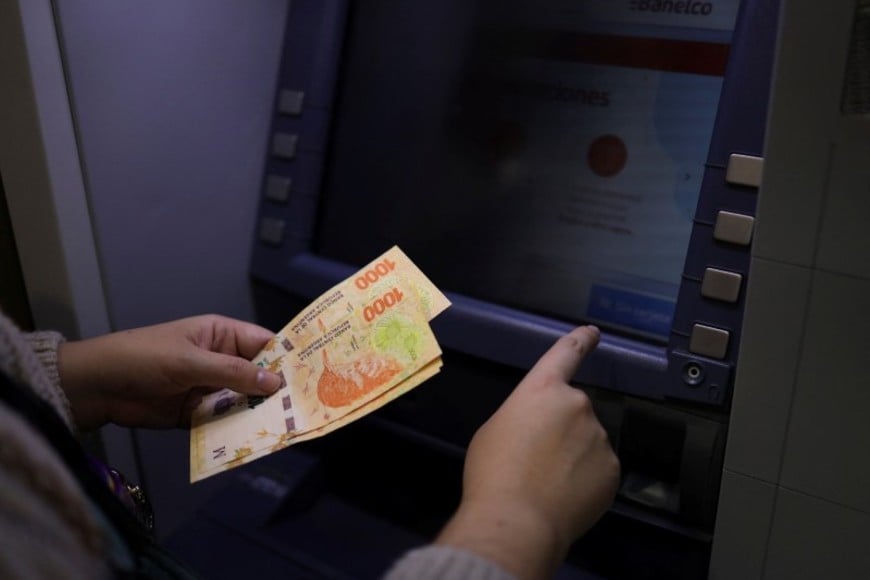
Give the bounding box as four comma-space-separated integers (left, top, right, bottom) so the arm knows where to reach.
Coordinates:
355, 259, 397, 290
363, 288, 404, 322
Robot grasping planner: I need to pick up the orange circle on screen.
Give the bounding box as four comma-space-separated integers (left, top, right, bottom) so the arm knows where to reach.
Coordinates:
587, 135, 628, 177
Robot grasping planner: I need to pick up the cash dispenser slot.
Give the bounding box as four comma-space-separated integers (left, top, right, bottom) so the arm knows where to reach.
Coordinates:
619, 407, 686, 516
587, 389, 727, 531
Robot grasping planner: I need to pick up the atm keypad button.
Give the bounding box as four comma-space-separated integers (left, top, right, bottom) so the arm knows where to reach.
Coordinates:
725, 153, 764, 187
278, 90, 305, 116
713, 211, 755, 246
701, 268, 743, 303
272, 133, 298, 160
264, 175, 292, 203
689, 324, 730, 360
258, 217, 285, 246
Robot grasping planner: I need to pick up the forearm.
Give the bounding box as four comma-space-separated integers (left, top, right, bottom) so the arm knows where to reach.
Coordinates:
435, 498, 566, 580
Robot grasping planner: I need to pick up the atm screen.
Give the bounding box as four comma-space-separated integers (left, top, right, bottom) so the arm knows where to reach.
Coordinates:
315, 0, 742, 342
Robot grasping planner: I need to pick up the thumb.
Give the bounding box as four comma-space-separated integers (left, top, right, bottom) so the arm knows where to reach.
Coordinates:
186, 350, 282, 396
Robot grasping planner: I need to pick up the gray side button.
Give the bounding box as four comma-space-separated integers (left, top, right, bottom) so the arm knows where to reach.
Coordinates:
713, 211, 755, 246
725, 153, 764, 187
278, 90, 305, 115
701, 268, 743, 303
264, 175, 292, 203
258, 217, 285, 246
689, 324, 730, 360
272, 133, 298, 160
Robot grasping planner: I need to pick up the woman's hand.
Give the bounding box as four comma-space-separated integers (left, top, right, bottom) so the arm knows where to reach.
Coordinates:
58, 315, 282, 430
436, 326, 620, 580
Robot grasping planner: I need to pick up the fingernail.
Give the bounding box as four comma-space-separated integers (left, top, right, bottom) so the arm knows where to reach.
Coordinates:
256, 369, 281, 394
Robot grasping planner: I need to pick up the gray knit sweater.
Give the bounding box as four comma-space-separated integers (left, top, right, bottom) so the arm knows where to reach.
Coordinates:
0, 312, 513, 580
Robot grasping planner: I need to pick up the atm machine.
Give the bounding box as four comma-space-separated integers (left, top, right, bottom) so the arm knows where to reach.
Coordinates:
163, 1, 783, 578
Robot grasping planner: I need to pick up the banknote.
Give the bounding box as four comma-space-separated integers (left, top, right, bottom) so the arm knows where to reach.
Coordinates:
191, 279, 443, 478
190, 247, 450, 482
194, 245, 449, 432
189, 345, 295, 480
266, 245, 450, 433
190, 358, 443, 482
191, 313, 442, 481
269, 246, 450, 349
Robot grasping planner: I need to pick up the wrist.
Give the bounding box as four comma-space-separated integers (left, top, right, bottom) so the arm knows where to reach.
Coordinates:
435, 497, 567, 580
57, 340, 111, 430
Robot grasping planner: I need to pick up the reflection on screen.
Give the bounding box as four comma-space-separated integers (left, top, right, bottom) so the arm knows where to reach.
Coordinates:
316, 0, 742, 341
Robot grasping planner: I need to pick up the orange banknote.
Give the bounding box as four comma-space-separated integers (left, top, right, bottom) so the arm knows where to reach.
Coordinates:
190, 247, 450, 482
190, 359, 443, 482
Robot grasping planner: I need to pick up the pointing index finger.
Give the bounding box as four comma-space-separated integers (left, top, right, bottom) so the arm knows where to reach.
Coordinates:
528, 325, 601, 384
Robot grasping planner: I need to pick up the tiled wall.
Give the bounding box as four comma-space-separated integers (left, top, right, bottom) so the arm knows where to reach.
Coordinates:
710, 1, 870, 578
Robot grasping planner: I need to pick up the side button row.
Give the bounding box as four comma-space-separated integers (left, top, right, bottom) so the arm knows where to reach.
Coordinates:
687, 154, 761, 360
258, 89, 308, 246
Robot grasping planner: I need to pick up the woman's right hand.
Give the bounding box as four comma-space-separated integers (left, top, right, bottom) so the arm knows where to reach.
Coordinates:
436, 325, 620, 580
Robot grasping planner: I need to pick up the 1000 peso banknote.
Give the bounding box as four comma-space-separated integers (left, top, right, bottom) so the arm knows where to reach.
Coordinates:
190, 358, 444, 482
190, 247, 450, 482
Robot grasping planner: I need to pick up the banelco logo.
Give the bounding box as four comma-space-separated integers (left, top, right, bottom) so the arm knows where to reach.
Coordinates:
628, 0, 714, 15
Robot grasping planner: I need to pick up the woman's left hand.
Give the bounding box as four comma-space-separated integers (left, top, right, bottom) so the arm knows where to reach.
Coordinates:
58, 315, 282, 430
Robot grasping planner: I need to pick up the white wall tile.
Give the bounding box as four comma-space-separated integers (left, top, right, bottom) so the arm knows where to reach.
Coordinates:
780, 271, 870, 512
765, 489, 870, 580
752, 139, 828, 268
724, 258, 812, 483
709, 470, 777, 580
751, 0, 853, 267
815, 136, 870, 280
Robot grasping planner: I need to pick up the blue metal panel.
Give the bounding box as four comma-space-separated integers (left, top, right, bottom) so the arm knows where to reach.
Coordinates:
665, 0, 782, 407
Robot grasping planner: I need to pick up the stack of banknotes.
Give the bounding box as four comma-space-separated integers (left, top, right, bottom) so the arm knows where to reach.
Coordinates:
189, 247, 451, 482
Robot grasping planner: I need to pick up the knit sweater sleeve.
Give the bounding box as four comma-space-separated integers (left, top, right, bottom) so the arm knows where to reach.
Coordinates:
382, 545, 516, 580
0, 313, 75, 430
